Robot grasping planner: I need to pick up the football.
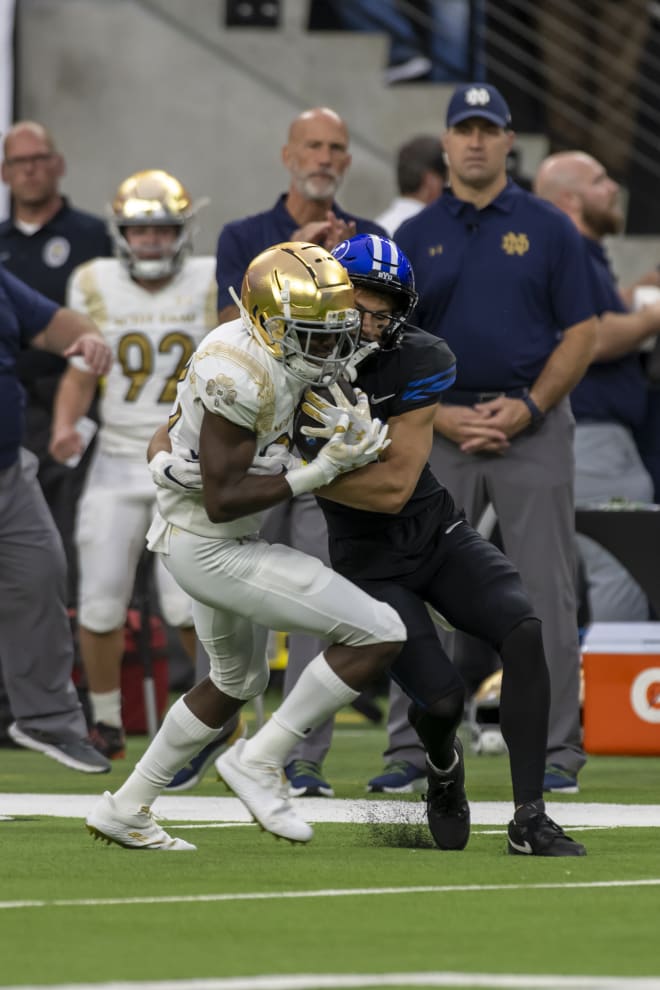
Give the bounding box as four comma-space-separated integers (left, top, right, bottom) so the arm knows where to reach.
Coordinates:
292, 377, 358, 461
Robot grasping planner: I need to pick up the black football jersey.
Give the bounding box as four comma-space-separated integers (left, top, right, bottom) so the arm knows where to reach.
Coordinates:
319, 325, 457, 541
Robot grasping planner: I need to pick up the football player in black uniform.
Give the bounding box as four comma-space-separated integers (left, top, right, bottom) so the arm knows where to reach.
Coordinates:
302, 233, 585, 856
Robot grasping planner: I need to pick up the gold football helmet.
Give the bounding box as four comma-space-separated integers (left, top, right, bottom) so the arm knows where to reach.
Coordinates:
237, 241, 361, 384
109, 169, 201, 280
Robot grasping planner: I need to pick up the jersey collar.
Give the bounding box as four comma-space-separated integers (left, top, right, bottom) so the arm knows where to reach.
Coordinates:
443, 178, 519, 218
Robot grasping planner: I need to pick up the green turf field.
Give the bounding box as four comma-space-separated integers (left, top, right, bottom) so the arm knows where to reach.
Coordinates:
1, 695, 659, 990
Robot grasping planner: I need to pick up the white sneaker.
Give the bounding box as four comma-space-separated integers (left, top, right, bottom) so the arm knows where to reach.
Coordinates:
86, 791, 196, 851
216, 738, 313, 843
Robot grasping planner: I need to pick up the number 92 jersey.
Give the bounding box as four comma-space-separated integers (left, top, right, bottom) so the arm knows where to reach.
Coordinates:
67, 256, 218, 459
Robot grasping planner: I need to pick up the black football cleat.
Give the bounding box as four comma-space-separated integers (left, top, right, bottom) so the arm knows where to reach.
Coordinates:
425, 736, 470, 850
507, 799, 586, 856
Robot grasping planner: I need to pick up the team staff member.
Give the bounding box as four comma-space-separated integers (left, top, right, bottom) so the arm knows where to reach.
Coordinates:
535, 151, 656, 628
0, 122, 112, 601
215, 106, 386, 324
0, 262, 112, 773
395, 83, 598, 794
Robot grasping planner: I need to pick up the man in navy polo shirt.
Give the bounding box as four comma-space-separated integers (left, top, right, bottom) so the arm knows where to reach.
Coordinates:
0, 122, 112, 602
535, 151, 660, 625
395, 83, 598, 795
215, 106, 386, 324
0, 263, 112, 773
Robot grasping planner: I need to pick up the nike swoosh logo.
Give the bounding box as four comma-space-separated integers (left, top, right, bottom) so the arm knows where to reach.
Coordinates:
370, 392, 396, 404
508, 838, 533, 854
163, 465, 198, 490
445, 519, 463, 535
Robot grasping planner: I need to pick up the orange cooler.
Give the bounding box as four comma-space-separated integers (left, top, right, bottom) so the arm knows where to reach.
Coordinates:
582, 623, 660, 755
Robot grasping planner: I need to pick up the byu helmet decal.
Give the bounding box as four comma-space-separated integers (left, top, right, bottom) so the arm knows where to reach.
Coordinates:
331, 234, 418, 347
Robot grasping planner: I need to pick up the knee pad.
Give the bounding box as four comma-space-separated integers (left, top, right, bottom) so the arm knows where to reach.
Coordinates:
78, 597, 126, 634
207, 655, 270, 701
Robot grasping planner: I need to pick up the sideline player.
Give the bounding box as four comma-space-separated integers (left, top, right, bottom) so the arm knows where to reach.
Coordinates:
84, 241, 405, 850
50, 170, 217, 758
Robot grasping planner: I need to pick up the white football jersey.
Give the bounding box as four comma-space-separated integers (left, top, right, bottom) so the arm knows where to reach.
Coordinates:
67, 257, 217, 459
155, 317, 302, 539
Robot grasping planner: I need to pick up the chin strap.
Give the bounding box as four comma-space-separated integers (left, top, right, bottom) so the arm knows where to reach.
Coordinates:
228, 285, 256, 333
344, 340, 380, 382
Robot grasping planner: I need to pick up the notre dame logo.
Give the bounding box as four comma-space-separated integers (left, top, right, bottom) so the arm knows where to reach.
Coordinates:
501, 232, 529, 256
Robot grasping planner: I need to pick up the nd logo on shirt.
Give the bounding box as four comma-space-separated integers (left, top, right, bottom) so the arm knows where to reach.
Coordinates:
425, 232, 530, 258
501, 232, 530, 256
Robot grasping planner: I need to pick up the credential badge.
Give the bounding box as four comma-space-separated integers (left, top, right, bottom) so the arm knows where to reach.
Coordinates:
43, 236, 71, 268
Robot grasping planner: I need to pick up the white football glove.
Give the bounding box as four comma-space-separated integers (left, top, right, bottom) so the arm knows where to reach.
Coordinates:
248, 442, 303, 476
286, 413, 390, 496
300, 383, 373, 445
149, 450, 202, 492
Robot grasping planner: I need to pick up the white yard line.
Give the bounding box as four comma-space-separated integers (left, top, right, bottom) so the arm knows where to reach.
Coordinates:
2, 878, 660, 911
2, 972, 660, 989
2, 794, 660, 827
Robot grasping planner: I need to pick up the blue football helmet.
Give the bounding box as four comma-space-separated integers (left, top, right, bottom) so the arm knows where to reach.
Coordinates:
331, 233, 418, 347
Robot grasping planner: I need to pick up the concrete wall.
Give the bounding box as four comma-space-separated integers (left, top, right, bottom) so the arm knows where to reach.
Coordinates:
15, 0, 451, 254
14, 0, 660, 280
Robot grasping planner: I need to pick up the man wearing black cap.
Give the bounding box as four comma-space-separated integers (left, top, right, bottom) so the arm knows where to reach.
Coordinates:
395, 83, 599, 797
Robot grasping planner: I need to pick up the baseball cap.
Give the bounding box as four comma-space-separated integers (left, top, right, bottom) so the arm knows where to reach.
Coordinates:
446, 83, 512, 129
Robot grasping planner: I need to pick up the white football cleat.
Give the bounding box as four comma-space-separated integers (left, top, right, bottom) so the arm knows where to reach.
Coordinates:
216, 738, 313, 843
86, 791, 196, 851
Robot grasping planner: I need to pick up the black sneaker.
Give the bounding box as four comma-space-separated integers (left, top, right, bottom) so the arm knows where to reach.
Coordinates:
8, 722, 111, 774
507, 800, 586, 856
425, 737, 470, 850
89, 721, 126, 760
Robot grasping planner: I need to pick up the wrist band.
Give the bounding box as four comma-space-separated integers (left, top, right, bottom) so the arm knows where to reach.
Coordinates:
522, 394, 545, 427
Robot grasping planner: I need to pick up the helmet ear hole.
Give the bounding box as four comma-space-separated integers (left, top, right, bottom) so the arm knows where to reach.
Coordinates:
331, 233, 418, 348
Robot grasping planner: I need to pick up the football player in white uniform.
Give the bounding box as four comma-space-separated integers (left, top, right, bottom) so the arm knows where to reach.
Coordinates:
84, 241, 406, 849
50, 170, 216, 759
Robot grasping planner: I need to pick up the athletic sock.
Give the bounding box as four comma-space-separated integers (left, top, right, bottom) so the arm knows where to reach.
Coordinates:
90, 689, 122, 728
241, 653, 359, 768
113, 697, 217, 811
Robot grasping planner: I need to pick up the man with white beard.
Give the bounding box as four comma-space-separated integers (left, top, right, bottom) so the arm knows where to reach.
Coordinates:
215, 106, 387, 325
